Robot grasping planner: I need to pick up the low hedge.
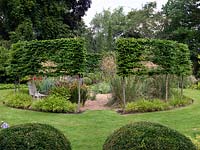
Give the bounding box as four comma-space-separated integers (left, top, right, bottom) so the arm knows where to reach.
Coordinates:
0, 123, 71, 150
125, 99, 169, 113
103, 121, 197, 150
32, 95, 77, 113
0, 84, 26, 90
125, 98, 193, 113
5, 92, 32, 109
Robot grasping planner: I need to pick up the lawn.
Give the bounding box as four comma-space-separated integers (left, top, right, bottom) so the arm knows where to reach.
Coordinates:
0, 89, 200, 150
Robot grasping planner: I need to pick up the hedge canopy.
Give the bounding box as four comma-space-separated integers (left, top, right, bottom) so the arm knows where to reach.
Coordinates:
116, 38, 192, 77
9, 38, 86, 78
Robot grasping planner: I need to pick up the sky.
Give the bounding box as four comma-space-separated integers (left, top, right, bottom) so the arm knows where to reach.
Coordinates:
83, 0, 168, 26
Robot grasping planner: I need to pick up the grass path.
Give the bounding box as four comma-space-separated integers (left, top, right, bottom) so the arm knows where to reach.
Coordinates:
0, 89, 200, 150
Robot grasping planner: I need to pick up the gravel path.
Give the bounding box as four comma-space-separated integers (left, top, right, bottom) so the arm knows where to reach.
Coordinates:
81, 94, 112, 111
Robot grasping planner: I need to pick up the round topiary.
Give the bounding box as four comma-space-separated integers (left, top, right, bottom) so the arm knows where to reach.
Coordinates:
103, 122, 196, 150
0, 123, 71, 150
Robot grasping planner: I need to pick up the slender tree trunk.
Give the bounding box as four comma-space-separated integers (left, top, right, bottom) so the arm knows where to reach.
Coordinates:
177, 76, 180, 91
18, 77, 20, 92
14, 80, 17, 93
77, 75, 81, 113
165, 74, 169, 101
122, 76, 126, 110
180, 75, 184, 99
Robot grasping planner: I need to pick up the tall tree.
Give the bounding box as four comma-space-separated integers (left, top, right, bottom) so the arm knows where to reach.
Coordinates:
126, 2, 166, 38
162, 0, 200, 76
0, 0, 91, 41
90, 7, 127, 51
0, 46, 10, 83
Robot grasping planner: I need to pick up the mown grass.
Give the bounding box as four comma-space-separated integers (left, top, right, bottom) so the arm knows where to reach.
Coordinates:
0, 89, 200, 150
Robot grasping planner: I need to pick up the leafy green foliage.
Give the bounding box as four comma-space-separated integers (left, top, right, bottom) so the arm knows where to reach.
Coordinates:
50, 86, 71, 101
169, 98, 193, 108
32, 95, 76, 113
0, 123, 71, 150
0, 84, 26, 90
90, 7, 127, 51
10, 38, 86, 78
103, 122, 197, 150
125, 94, 193, 113
36, 78, 55, 94
90, 82, 111, 94
116, 38, 146, 77
110, 75, 170, 105
116, 38, 192, 77
125, 99, 169, 113
5, 92, 32, 109
162, 0, 200, 76
85, 53, 102, 73
83, 77, 92, 85
126, 2, 165, 38
0, 0, 91, 41
69, 82, 88, 106
0, 46, 10, 83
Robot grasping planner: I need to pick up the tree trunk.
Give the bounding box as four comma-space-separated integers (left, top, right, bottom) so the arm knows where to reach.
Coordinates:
122, 76, 126, 110
177, 76, 180, 91
14, 80, 17, 93
165, 74, 169, 101
18, 77, 20, 92
180, 75, 184, 99
77, 75, 81, 113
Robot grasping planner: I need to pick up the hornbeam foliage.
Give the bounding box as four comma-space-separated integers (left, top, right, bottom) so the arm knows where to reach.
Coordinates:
116, 38, 192, 77
10, 38, 86, 78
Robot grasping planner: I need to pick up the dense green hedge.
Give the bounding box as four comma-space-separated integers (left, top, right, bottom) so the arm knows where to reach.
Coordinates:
0, 84, 27, 90
5, 92, 32, 109
125, 98, 193, 113
10, 38, 86, 78
85, 53, 102, 73
32, 95, 77, 113
116, 38, 192, 77
0, 123, 71, 150
103, 122, 196, 150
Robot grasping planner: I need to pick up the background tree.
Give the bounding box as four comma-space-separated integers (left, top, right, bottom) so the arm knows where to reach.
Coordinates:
88, 2, 166, 52
0, 46, 10, 83
125, 2, 166, 38
162, 0, 200, 76
90, 7, 127, 52
0, 0, 91, 42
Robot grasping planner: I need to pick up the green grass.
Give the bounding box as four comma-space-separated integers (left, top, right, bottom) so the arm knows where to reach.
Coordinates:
0, 89, 200, 150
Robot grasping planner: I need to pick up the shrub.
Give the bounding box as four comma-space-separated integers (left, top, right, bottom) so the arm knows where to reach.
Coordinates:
50, 86, 71, 101
0, 84, 27, 90
83, 77, 93, 85
36, 78, 55, 94
0, 123, 71, 150
125, 99, 169, 113
5, 92, 32, 109
103, 122, 197, 150
90, 82, 111, 94
51, 80, 88, 106
69, 82, 88, 106
32, 95, 76, 113
169, 98, 193, 107
85, 72, 103, 84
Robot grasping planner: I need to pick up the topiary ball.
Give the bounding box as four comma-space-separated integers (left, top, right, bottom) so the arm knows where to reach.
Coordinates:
103, 121, 196, 150
0, 123, 71, 150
